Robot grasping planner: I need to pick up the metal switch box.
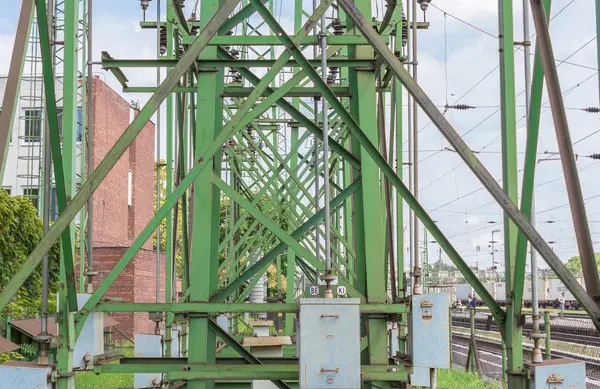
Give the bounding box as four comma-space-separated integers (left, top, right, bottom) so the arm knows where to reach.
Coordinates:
134, 334, 162, 389
73, 293, 104, 368
299, 298, 361, 389
409, 293, 451, 387
525, 359, 585, 389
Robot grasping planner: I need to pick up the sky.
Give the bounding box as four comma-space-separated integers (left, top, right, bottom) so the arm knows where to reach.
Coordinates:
1, 0, 599, 273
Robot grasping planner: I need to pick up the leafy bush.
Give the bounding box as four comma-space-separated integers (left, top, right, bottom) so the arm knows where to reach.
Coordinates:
0, 189, 60, 322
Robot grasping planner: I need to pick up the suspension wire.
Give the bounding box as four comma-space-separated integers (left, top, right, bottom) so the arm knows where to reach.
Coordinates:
444, 12, 449, 108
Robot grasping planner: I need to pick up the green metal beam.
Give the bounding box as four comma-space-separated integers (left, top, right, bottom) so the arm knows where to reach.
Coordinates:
513, 0, 551, 319
181, 35, 388, 46
94, 302, 407, 314
104, 58, 374, 69
35, 0, 78, 311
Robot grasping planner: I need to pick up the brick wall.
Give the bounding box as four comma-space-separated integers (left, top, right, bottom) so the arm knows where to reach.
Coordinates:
84, 77, 163, 340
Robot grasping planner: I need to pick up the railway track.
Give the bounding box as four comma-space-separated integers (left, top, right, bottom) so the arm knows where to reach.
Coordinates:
452, 312, 600, 347
452, 332, 600, 388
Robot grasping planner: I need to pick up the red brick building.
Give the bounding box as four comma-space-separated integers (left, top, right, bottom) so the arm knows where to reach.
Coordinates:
83, 77, 165, 339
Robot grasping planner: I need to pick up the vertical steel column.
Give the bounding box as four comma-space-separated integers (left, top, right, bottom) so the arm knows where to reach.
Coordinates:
410, 0, 421, 296
348, 0, 388, 386
285, 0, 303, 335
393, 18, 406, 356
164, 2, 176, 357
86, 0, 95, 293
39, 0, 54, 366
516, 0, 551, 364
498, 1, 524, 388
57, 0, 80, 385
188, 0, 224, 387
530, 0, 600, 299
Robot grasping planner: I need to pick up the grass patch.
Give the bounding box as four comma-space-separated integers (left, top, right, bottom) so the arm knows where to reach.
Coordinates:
438, 368, 501, 389
75, 370, 133, 389
75, 346, 134, 389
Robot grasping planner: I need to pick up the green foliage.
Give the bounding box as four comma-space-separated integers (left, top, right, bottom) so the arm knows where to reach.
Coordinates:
0, 189, 60, 320
18, 343, 38, 359
0, 351, 24, 364
438, 369, 501, 389
565, 252, 600, 273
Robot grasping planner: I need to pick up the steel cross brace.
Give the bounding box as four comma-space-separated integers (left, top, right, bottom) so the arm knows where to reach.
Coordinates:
250, 0, 504, 323
0, 0, 242, 314
208, 319, 291, 389
210, 179, 362, 302
213, 175, 364, 300
337, 0, 600, 327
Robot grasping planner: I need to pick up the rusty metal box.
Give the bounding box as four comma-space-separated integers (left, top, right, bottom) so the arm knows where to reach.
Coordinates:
525, 359, 585, 389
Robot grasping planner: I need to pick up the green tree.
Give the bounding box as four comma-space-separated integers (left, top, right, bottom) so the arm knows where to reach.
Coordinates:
565, 253, 600, 273
0, 188, 60, 319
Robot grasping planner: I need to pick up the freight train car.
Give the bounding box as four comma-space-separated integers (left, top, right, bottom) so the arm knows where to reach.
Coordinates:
455, 277, 585, 309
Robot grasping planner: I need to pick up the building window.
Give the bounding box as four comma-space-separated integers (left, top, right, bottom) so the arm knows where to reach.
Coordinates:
128, 170, 133, 206
23, 187, 39, 209
57, 108, 83, 142
23, 109, 42, 143
2, 187, 11, 195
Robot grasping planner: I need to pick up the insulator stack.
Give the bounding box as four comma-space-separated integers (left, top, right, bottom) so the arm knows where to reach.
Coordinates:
189, 13, 199, 35
228, 49, 242, 83
332, 19, 344, 35
140, 0, 151, 11
224, 30, 234, 52
246, 124, 255, 139
178, 35, 185, 58
445, 104, 476, 111
590, 153, 600, 160
583, 107, 600, 113
327, 67, 339, 85
401, 13, 408, 47
159, 26, 167, 55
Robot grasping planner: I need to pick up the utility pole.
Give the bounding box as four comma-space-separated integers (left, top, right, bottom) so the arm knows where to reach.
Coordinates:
490, 229, 501, 299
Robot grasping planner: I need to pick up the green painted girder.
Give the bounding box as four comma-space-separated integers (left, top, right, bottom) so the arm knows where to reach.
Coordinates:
34, 0, 78, 312
94, 363, 407, 381
104, 58, 374, 69
181, 34, 390, 46
93, 302, 407, 314
513, 0, 551, 318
